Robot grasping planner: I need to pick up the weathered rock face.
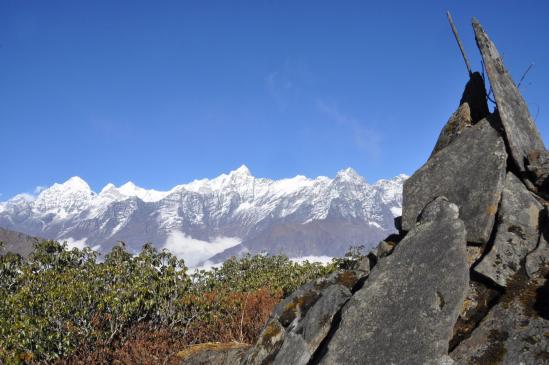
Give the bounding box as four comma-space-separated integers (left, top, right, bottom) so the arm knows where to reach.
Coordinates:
473, 19, 545, 173
450, 280, 501, 350
474, 172, 542, 287
402, 118, 507, 244
527, 207, 549, 278
431, 72, 489, 156
450, 274, 549, 364
527, 150, 549, 194
242, 269, 365, 365
317, 197, 469, 365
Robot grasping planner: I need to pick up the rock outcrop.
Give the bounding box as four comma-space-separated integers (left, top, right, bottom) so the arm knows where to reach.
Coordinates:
474, 172, 542, 287
472, 18, 545, 174
402, 118, 507, 244
318, 197, 469, 365
181, 17, 549, 365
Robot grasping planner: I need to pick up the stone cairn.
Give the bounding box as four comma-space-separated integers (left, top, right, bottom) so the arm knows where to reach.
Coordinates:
181, 18, 549, 365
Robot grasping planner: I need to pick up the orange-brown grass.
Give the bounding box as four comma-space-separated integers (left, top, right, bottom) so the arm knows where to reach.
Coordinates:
55, 287, 281, 365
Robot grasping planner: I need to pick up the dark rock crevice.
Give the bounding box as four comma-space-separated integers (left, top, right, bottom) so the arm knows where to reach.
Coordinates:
306, 302, 344, 365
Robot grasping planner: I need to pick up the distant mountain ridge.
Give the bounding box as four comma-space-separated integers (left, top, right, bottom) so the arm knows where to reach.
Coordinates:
0, 227, 40, 258
0, 167, 406, 266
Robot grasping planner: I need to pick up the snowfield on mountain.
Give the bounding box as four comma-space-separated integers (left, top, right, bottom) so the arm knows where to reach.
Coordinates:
0, 166, 405, 266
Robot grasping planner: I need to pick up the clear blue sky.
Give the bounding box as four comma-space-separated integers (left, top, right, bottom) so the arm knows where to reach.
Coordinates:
1, 1, 548, 198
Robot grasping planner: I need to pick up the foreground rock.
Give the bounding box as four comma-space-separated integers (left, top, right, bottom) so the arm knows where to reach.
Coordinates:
526, 207, 549, 278
527, 150, 549, 194
473, 18, 545, 173
474, 172, 542, 287
242, 269, 366, 365
318, 198, 469, 365
451, 274, 549, 364
402, 118, 507, 244
178, 343, 251, 365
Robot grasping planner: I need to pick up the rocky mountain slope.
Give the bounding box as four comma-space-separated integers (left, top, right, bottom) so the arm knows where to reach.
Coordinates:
0, 167, 405, 266
181, 17, 549, 365
0, 227, 40, 258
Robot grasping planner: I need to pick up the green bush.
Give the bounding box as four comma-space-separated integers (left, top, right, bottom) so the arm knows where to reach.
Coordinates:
0, 241, 190, 363
0, 241, 344, 363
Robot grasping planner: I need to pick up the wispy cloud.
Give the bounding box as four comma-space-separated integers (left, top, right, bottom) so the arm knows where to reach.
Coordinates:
265, 58, 313, 111
34, 186, 46, 195
316, 100, 381, 160
265, 71, 292, 110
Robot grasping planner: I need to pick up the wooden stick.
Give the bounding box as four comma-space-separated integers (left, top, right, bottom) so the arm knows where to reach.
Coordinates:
447, 11, 472, 76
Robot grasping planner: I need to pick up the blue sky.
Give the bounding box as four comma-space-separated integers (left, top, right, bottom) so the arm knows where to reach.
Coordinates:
1, 1, 548, 198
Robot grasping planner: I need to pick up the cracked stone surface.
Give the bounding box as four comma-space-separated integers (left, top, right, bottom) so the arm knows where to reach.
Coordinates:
474, 172, 542, 287
242, 270, 361, 365
450, 275, 549, 365
318, 197, 469, 365
402, 118, 507, 244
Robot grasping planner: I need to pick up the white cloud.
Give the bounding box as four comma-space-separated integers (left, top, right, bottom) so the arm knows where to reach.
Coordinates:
290, 256, 333, 265
162, 231, 241, 268
33, 186, 47, 194
63, 237, 101, 251
64, 237, 88, 250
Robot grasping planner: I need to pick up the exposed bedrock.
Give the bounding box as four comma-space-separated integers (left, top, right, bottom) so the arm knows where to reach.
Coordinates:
402, 118, 507, 244
474, 172, 543, 287
317, 197, 469, 365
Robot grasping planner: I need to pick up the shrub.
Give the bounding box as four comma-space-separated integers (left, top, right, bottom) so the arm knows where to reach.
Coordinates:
0, 242, 339, 364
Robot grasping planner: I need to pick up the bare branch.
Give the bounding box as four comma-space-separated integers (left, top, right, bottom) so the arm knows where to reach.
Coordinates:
517, 63, 535, 89
447, 11, 472, 76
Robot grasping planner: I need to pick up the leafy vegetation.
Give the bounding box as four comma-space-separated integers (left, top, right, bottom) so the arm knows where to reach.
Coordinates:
0, 240, 348, 364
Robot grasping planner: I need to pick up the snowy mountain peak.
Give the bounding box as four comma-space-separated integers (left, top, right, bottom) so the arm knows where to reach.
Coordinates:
0, 168, 406, 263
335, 167, 364, 182
34, 176, 95, 216
232, 165, 251, 176
99, 183, 117, 194
57, 176, 91, 191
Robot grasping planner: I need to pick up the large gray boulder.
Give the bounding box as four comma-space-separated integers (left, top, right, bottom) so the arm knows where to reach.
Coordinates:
402, 118, 507, 244
474, 172, 542, 287
318, 197, 469, 365
450, 274, 549, 365
473, 18, 545, 173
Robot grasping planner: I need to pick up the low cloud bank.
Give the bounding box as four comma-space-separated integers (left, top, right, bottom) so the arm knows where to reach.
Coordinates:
64, 237, 101, 251
290, 256, 333, 265
162, 230, 241, 268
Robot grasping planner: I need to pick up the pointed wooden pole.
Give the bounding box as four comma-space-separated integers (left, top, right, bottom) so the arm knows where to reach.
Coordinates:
447, 11, 472, 76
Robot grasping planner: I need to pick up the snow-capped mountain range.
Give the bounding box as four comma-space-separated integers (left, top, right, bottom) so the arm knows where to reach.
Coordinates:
0, 166, 406, 266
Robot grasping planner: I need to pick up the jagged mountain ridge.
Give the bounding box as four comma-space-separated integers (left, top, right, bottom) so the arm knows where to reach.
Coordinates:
0, 166, 406, 266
